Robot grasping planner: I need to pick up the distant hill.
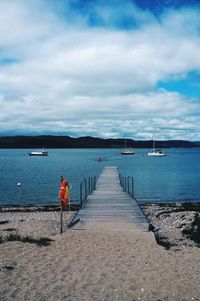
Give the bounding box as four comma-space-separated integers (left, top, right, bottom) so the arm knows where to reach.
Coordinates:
0, 135, 200, 148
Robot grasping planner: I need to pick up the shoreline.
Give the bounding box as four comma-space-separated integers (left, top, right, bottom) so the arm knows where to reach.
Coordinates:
1, 200, 199, 211
0, 204, 79, 212
0, 202, 200, 248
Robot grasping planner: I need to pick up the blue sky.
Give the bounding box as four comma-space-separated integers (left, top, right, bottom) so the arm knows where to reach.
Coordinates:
0, 0, 200, 140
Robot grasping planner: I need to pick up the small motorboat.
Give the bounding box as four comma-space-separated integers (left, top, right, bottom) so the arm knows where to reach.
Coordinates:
28, 150, 48, 156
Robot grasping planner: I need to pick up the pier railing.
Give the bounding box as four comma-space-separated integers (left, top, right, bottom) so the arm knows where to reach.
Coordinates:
119, 174, 147, 217
80, 176, 97, 208
119, 174, 134, 198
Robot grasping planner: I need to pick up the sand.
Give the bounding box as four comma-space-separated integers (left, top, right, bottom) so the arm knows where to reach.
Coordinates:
0, 205, 200, 301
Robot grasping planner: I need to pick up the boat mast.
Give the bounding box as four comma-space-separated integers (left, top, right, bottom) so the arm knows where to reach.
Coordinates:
153, 139, 155, 150
151, 133, 155, 151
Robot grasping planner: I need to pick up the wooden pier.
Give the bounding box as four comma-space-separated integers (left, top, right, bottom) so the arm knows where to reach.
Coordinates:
71, 166, 150, 232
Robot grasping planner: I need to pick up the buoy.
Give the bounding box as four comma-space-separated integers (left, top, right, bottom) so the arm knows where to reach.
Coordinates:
17, 182, 21, 186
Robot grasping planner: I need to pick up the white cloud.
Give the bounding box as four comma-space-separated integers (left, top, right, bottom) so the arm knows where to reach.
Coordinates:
0, 1, 200, 140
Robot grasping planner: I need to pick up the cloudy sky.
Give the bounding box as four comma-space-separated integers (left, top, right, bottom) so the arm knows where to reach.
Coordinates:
0, 0, 200, 140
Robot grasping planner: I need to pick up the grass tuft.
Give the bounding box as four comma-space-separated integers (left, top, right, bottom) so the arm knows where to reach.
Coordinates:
3, 266, 14, 271
0, 235, 3, 244
21, 236, 53, 247
3, 228, 16, 232
0, 233, 53, 247
0, 220, 9, 225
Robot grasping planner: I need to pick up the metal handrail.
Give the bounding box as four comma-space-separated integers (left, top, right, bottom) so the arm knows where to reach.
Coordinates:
80, 176, 96, 208
123, 177, 127, 192
127, 176, 134, 198
80, 179, 87, 208
119, 175, 148, 219
88, 176, 97, 193
119, 174, 134, 198
88, 177, 92, 194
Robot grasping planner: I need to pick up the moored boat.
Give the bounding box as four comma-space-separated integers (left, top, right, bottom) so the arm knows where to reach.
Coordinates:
121, 149, 135, 155
147, 149, 166, 156
28, 150, 48, 156
121, 139, 134, 155
148, 139, 166, 156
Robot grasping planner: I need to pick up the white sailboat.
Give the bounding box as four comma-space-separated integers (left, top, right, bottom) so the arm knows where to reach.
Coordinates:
148, 139, 166, 156
121, 139, 134, 155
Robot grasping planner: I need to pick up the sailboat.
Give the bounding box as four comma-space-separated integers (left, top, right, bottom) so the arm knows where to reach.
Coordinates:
148, 139, 166, 156
121, 139, 134, 155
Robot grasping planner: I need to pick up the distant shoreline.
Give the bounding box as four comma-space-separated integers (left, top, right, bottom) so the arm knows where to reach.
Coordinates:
0, 135, 200, 148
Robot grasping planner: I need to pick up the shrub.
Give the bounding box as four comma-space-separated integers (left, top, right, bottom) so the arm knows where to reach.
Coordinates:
155, 233, 175, 250
182, 213, 200, 245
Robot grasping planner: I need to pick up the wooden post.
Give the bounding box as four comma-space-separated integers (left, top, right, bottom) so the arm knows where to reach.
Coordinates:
60, 205, 63, 234
68, 185, 72, 212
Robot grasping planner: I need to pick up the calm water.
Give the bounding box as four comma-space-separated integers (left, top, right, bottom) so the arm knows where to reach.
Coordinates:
0, 148, 200, 205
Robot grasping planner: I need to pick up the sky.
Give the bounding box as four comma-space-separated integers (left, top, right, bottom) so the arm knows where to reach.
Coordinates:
0, 0, 200, 140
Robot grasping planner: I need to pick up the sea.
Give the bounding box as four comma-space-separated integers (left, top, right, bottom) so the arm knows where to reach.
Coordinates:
0, 148, 200, 206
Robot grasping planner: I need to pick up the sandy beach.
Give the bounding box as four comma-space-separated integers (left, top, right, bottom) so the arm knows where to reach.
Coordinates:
0, 204, 200, 301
